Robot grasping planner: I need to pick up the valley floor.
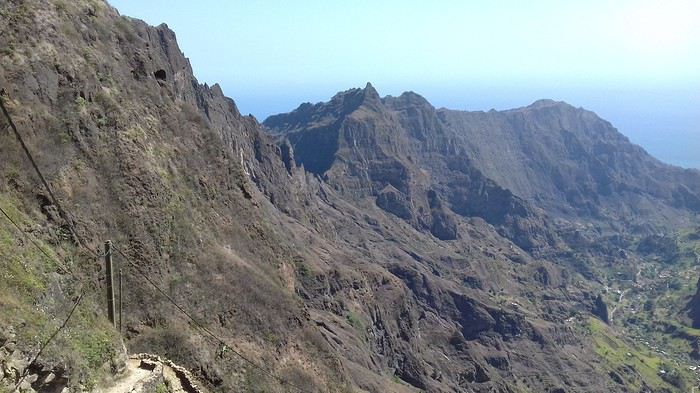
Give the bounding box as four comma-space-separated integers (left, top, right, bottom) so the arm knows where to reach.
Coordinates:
591, 231, 700, 391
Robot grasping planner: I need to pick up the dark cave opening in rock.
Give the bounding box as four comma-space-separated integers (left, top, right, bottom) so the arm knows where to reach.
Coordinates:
154, 69, 166, 81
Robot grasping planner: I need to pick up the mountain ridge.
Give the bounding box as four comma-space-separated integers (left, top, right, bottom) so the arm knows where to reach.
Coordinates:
265, 85, 700, 230
2, 1, 700, 392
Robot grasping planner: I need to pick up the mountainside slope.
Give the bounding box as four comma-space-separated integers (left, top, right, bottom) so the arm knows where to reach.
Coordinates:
439, 101, 700, 225
1, 1, 346, 390
2, 1, 700, 393
265, 84, 700, 391
266, 88, 700, 235
265, 85, 557, 252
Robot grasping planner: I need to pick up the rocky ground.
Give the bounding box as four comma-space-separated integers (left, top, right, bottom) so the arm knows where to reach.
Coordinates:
100, 354, 207, 393
1, 1, 700, 392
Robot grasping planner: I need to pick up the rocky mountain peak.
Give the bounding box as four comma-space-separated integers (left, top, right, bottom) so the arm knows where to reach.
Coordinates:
263, 83, 381, 135
363, 81, 380, 98
334, 81, 381, 112
526, 98, 569, 109
266, 85, 556, 249
4, 2, 700, 392
382, 90, 433, 111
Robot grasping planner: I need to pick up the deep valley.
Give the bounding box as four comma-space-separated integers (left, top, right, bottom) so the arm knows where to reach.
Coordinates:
1, 1, 699, 392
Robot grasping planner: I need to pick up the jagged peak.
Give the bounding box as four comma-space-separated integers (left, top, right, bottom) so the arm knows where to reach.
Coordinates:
363, 81, 378, 95
382, 90, 433, 110
525, 99, 574, 110
333, 82, 381, 109
263, 84, 383, 132
327, 83, 379, 103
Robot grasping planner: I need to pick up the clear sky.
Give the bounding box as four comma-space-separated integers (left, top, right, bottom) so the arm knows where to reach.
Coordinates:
109, 0, 700, 168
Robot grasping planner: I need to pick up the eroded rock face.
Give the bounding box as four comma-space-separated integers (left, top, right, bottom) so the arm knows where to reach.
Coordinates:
376, 185, 413, 220
0, 326, 72, 393
265, 85, 558, 251
593, 294, 610, 324
2, 1, 700, 392
268, 88, 700, 250
438, 101, 700, 227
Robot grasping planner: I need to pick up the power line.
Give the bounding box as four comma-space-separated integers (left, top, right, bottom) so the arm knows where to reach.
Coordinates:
0, 207, 89, 393
1, 90, 310, 392
112, 244, 311, 393
0, 90, 101, 259
0, 209, 96, 393
0, 203, 94, 393
0, 90, 103, 392
0, 204, 74, 276
12, 290, 85, 393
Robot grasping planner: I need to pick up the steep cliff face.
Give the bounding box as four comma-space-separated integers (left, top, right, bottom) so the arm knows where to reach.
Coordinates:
0, 1, 339, 391
2, 1, 700, 393
266, 86, 700, 391
268, 89, 700, 236
265, 84, 556, 251
439, 101, 700, 225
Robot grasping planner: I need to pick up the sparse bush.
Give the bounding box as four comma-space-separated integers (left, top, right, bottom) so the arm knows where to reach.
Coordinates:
97, 71, 115, 87
346, 312, 364, 331
659, 365, 686, 389
75, 96, 88, 109
115, 16, 137, 43
134, 325, 196, 365
644, 299, 655, 312
295, 260, 310, 277
245, 367, 270, 393
94, 90, 119, 114
264, 332, 280, 346
54, 0, 69, 14
179, 102, 208, 128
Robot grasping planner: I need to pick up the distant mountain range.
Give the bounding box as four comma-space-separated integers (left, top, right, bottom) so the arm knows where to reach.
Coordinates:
265, 83, 700, 236
1, 1, 699, 392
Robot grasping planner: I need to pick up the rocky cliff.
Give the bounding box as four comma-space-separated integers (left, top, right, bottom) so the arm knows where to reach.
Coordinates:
1, 1, 700, 393
266, 87, 700, 236
265, 84, 557, 252
440, 101, 700, 226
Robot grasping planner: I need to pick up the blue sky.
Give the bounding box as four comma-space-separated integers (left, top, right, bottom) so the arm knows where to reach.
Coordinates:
109, 0, 700, 168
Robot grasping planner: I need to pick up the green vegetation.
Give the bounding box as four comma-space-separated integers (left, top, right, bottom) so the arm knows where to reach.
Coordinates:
67, 311, 117, 368
97, 71, 116, 88
0, 196, 52, 309
0, 194, 120, 390
345, 312, 364, 331
115, 16, 138, 43
295, 259, 311, 277
74, 95, 87, 109
591, 226, 700, 392
54, 0, 68, 14
589, 317, 664, 389
588, 308, 700, 390
264, 332, 280, 346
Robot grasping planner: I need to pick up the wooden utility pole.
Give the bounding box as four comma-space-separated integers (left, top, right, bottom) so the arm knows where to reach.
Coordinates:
118, 268, 123, 334
105, 241, 116, 328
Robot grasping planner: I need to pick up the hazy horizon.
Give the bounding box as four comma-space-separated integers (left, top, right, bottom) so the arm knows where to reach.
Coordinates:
109, 0, 700, 168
